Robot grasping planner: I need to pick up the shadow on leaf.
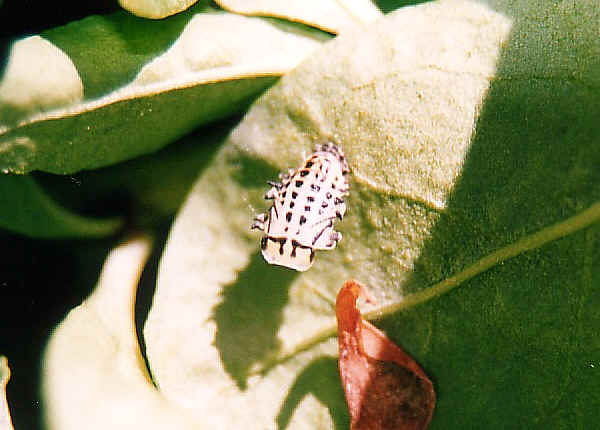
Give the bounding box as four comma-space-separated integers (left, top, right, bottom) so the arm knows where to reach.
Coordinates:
277, 356, 349, 430
229, 152, 282, 190
212, 251, 298, 389
410, 3, 600, 290
400, 3, 600, 427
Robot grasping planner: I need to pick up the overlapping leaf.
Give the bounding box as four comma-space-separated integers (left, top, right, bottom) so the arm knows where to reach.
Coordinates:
119, 0, 199, 19
215, 0, 382, 33
41, 236, 205, 430
41, 0, 600, 429
0, 4, 329, 174
0, 174, 122, 238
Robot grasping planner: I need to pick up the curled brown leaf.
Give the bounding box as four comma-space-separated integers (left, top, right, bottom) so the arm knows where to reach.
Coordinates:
336, 280, 435, 430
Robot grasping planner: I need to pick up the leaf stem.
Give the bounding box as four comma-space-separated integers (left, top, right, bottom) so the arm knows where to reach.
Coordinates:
257, 200, 600, 374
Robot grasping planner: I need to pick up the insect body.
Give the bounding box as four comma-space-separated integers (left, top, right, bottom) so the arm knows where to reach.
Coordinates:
252, 142, 350, 271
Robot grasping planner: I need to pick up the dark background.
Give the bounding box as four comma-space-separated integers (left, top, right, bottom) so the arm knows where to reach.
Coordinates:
1, 5, 123, 430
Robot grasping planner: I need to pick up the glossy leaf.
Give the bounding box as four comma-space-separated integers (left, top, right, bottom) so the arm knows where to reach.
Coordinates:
336, 280, 435, 430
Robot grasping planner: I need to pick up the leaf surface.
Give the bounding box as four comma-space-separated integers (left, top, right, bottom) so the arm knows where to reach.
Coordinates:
0, 6, 329, 174
0, 174, 122, 238
215, 0, 382, 33
41, 0, 600, 429
142, 1, 600, 428
119, 0, 199, 19
41, 236, 204, 430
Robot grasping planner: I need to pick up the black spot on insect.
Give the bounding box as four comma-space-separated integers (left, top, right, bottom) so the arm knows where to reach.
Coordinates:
305, 206, 311, 211
334, 197, 344, 205
306, 160, 314, 168
292, 191, 298, 199
332, 183, 336, 189
291, 240, 299, 258
295, 180, 303, 187
309, 249, 315, 262
290, 201, 295, 208
286, 212, 292, 222
270, 237, 286, 255
322, 201, 328, 208
261, 236, 267, 250
282, 191, 287, 198
284, 226, 289, 232
307, 196, 315, 202
326, 192, 332, 199
300, 170, 309, 177
311, 184, 320, 191
336, 211, 342, 220
299, 215, 307, 225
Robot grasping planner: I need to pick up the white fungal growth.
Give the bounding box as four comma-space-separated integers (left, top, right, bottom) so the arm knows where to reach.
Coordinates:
251, 142, 350, 271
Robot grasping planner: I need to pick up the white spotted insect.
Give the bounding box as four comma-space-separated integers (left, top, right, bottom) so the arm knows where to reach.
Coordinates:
251, 142, 350, 271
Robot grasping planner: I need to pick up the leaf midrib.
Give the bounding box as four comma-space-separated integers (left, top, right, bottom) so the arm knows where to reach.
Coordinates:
255, 200, 600, 375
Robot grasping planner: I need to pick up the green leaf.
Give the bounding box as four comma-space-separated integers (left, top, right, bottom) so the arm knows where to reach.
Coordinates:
0, 174, 122, 238
39, 120, 228, 228
214, 0, 382, 33
0, 357, 14, 430
0, 36, 83, 125
41, 0, 600, 429
41, 236, 205, 430
0, 6, 329, 174
119, 0, 200, 19
142, 0, 600, 428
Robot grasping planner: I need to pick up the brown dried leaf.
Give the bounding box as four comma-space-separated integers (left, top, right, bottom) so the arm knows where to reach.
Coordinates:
336, 280, 435, 430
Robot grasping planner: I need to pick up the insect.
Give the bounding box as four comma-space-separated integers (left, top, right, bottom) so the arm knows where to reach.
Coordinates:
251, 142, 350, 271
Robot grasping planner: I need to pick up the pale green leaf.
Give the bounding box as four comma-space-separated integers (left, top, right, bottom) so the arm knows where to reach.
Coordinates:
0, 36, 83, 125
119, 0, 199, 19
0, 357, 14, 430
0, 174, 122, 238
0, 6, 329, 174
41, 236, 204, 430
215, 0, 383, 33
142, 0, 600, 428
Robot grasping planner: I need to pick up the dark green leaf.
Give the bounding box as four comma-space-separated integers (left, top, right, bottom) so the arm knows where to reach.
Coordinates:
0, 174, 121, 238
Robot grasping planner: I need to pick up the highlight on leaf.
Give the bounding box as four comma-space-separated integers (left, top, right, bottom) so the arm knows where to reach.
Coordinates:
336, 280, 435, 430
